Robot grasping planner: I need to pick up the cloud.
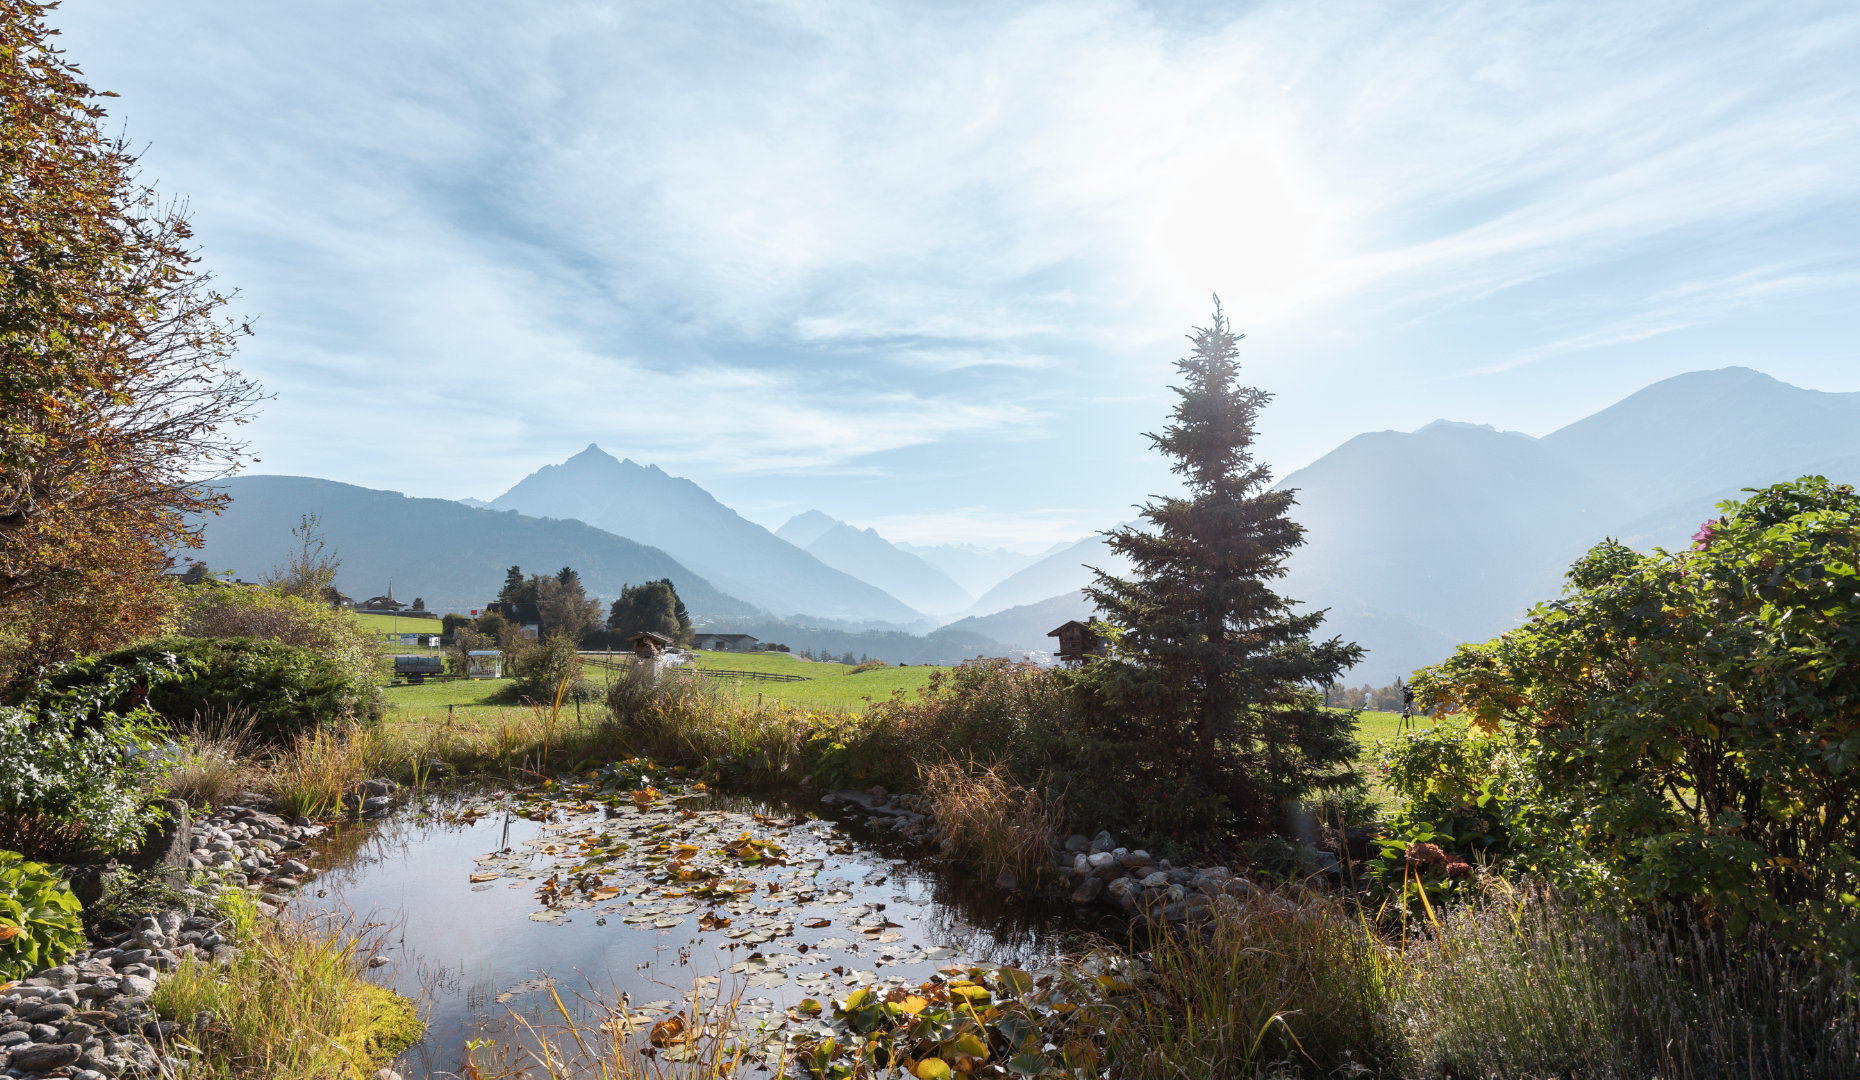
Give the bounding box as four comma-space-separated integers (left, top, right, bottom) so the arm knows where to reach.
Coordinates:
57, 0, 1860, 530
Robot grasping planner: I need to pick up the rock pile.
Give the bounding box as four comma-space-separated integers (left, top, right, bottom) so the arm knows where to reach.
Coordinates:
820, 789, 1308, 927
0, 780, 396, 1078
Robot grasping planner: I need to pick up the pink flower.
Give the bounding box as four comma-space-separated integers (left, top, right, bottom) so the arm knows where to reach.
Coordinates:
1691, 519, 1719, 549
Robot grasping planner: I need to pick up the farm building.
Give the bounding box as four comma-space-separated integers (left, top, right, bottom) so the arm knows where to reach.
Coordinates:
484, 601, 542, 639
693, 632, 759, 651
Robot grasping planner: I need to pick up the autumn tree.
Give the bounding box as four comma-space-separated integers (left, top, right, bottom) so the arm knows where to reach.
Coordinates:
1081, 300, 1362, 832
535, 567, 601, 641
0, 2, 261, 681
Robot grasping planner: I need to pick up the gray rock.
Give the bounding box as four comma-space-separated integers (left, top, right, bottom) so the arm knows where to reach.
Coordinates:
11, 1042, 83, 1071
1105, 876, 1143, 909
0, 1031, 28, 1048
993, 870, 1019, 892
125, 799, 193, 873
1085, 851, 1116, 871
1221, 877, 1261, 900
21, 1002, 73, 1024
1089, 830, 1115, 854
117, 976, 157, 1000
1063, 834, 1089, 854
1140, 871, 1171, 889
357, 778, 398, 799
1118, 849, 1154, 869
32, 967, 78, 990
1069, 876, 1104, 904
1071, 853, 1090, 877
359, 796, 392, 814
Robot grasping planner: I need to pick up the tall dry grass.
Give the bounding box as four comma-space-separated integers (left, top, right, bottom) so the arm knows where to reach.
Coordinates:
158, 708, 261, 808
603, 671, 817, 781
1393, 883, 1860, 1079
149, 894, 421, 1079
918, 757, 1065, 885
1095, 888, 1394, 1078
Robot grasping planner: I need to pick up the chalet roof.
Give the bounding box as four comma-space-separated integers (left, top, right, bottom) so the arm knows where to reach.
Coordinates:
631, 631, 673, 645
1047, 620, 1092, 637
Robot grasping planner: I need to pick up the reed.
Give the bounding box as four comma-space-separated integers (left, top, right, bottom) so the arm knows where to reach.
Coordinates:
918, 757, 1065, 885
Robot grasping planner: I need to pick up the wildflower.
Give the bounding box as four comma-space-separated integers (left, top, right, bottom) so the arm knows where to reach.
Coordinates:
1691, 519, 1719, 549
1445, 859, 1471, 879
1406, 842, 1448, 867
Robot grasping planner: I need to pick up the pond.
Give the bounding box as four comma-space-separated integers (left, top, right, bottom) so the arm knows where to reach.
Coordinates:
299, 772, 1085, 1076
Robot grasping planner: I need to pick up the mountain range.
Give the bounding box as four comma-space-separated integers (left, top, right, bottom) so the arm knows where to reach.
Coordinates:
489, 446, 923, 626
185, 367, 1860, 681
774, 511, 972, 614
183, 475, 756, 619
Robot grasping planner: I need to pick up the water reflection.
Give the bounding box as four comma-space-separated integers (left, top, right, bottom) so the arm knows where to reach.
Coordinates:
301, 785, 1084, 1076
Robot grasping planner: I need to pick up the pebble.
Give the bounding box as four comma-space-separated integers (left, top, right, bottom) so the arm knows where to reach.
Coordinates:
0, 791, 375, 1078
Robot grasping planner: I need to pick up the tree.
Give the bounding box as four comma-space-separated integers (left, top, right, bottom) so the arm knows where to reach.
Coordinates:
411, 597, 424, 611
497, 565, 537, 606
263, 512, 339, 600
535, 568, 600, 641
1082, 299, 1362, 831
0, 3, 261, 679
606, 579, 692, 645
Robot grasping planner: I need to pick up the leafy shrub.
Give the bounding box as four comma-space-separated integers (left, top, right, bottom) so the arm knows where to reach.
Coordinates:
503, 633, 594, 703
42, 637, 369, 747
0, 653, 180, 855
0, 850, 87, 980
179, 582, 386, 698
1413, 477, 1860, 956
604, 671, 815, 781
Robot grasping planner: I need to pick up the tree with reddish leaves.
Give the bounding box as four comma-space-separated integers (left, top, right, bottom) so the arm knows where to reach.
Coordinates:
0, 1, 261, 682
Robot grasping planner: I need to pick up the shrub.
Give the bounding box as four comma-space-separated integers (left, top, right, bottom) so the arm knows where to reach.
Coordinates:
0, 850, 87, 980
603, 671, 815, 781
504, 633, 594, 703
0, 653, 179, 855
179, 581, 386, 696
44, 637, 369, 747
1413, 477, 1860, 956
153, 708, 258, 809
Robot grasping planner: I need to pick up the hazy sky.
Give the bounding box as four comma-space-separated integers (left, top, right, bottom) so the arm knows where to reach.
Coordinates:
60, 1, 1860, 548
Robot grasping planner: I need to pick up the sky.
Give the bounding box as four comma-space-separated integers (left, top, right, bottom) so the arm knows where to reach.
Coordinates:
58, 1, 1860, 549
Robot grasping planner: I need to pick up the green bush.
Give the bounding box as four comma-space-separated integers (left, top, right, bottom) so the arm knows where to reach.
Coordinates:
179, 582, 387, 698
0, 654, 178, 855
44, 637, 371, 747
0, 850, 86, 980
1413, 477, 1860, 956
503, 633, 594, 704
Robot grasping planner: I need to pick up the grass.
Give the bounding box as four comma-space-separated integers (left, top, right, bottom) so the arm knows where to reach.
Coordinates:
347, 610, 443, 637
919, 757, 1065, 885
149, 893, 422, 1080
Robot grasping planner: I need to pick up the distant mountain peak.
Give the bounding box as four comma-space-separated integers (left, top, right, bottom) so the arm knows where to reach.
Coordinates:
1416, 419, 1532, 439
775, 509, 844, 548
566, 442, 619, 464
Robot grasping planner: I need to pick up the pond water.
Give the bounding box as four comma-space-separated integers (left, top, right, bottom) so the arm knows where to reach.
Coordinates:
300, 774, 1082, 1076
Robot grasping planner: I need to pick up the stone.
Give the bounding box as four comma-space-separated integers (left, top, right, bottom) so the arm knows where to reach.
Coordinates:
125, 798, 192, 874
0, 1031, 28, 1048
1069, 876, 1104, 904
1222, 877, 1261, 900
1140, 871, 1171, 890
360, 796, 392, 815
11, 1042, 83, 1071
1071, 853, 1090, 877
117, 976, 157, 1000
356, 778, 398, 799
375, 1070, 405, 1080
1063, 834, 1089, 854
33, 966, 79, 990
1085, 851, 1116, 870
1118, 849, 1154, 869
993, 870, 1019, 892
1088, 830, 1115, 854
1105, 876, 1143, 909
22, 1002, 73, 1024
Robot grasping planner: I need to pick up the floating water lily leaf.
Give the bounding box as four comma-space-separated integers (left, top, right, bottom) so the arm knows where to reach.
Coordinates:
590, 886, 620, 900
746, 969, 789, 988
914, 1057, 952, 1080
804, 918, 831, 929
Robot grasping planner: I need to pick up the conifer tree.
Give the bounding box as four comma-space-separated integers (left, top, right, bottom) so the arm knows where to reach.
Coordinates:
1084, 299, 1363, 828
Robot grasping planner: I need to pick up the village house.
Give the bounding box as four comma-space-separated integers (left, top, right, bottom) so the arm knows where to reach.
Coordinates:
692, 632, 759, 651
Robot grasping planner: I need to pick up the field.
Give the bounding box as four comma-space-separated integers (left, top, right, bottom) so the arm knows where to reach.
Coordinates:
349, 609, 444, 652
584, 649, 945, 712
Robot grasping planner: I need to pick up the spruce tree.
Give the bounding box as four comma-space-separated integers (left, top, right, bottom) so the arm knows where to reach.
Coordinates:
1084, 299, 1363, 830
